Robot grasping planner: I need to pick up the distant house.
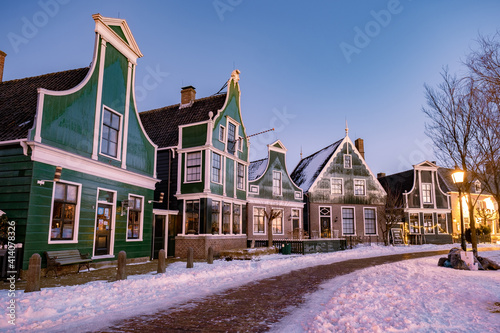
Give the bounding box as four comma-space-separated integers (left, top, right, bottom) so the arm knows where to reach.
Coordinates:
0, 14, 158, 272
291, 130, 386, 242
378, 161, 452, 244
140, 70, 248, 259
247, 140, 304, 242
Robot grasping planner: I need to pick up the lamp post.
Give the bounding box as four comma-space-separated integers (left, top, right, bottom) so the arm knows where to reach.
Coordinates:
451, 166, 467, 251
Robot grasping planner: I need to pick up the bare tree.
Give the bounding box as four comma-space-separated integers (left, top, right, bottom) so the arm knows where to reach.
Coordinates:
378, 181, 405, 245
423, 70, 480, 255
264, 209, 282, 248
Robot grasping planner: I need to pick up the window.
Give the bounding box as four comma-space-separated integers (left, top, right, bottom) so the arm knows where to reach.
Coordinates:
294, 191, 302, 199
249, 185, 259, 194
354, 179, 366, 196
273, 171, 282, 196
271, 209, 283, 234
211, 152, 221, 183
422, 183, 432, 204
185, 200, 199, 234
292, 209, 300, 230
127, 196, 143, 239
409, 213, 419, 234
320, 206, 331, 238
51, 182, 79, 241
344, 154, 352, 169
474, 181, 481, 194
219, 125, 225, 142
342, 207, 355, 235
227, 122, 236, 154
254, 207, 265, 234
223, 202, 231, 234
186, 152, 201, 182
233, 204, 241, 234
237, 163, 245, 190
101, 108, 120, 158
437, 213, 447, 234
364, 208, 377, 235
237, 136, 244, 152
211, 201, 220, 234
331, 178, 343, 195
423, 213, 434, 234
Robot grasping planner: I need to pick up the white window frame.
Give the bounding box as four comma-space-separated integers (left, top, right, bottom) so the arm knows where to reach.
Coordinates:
294, 191, 303, 200
211, 200, 221, 234
211, 152, 222, 184
319, 206, 332, 238
237, 163, 245, 190
273, 170, 282, 196
341, 206, 356, 236
237, 136, 244, 152
363, 207, 377, 235
226, 119, 238, 155
422, 183, 433, 204
219, 125, 226, 142
253, 206, 266, 234
99, 106, 122, 160
48, 180, 82, 244
331, 177, 343, 195
249, 185, 260, 194
232, 203, 242, 234
126, 194, 144, 241
271, 208, 284, 235
409, 212, 420, 234
474, 180, 481, 194
354, 179, 366, 196
344, 154, 352, 169
437, 213, 448, 234
291, 208, 301, 231
185, 151, 202, 183
423, 213, 434, 234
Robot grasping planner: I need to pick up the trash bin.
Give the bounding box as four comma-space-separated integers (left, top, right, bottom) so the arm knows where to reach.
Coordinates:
282, 243, 291, 255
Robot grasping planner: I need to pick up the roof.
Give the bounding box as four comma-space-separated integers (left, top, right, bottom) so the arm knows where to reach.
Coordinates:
377, 169, 415, 195
290, 139, 343, 191
248, 158, 268, 181
0, 68, 90, 142
139, 93, 227, 148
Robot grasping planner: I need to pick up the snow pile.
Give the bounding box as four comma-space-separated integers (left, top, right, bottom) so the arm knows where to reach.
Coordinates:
1, 244, 498, 332
272, 250, 500, 333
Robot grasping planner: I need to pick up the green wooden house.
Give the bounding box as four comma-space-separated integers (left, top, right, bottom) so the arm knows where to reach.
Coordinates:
140, 70, 248, 259
247, 140, 304, 241
291, 129, 387, 242
0, 14, 157, 272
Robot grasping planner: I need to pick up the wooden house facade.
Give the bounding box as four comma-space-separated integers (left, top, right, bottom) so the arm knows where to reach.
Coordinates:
0, 15, 158, 272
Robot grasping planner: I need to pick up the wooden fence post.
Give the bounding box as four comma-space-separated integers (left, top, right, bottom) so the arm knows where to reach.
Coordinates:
187, 247, 194, 268
116, 251, 127, 280
207, 246, 214, 264
157, 249, 166, 273
25, 253, 41, 292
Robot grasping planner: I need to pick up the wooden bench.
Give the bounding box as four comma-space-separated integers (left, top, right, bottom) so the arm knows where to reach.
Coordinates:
44, 249, 92, 277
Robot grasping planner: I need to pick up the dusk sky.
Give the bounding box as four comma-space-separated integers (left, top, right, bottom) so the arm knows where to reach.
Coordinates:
2, 1, 500, 175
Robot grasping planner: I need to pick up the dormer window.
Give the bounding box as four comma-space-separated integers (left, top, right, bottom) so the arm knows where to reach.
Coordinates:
344, 154, 352, 169
474, 180, 481, 193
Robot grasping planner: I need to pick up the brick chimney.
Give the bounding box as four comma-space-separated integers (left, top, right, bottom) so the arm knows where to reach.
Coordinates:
377, 172, 386, 178
180, 85, 196, 107
0, 50, 6, 83
355, 138, 365, 159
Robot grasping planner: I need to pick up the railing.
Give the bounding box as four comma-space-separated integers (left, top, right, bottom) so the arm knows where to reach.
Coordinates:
248, 240, 304, 254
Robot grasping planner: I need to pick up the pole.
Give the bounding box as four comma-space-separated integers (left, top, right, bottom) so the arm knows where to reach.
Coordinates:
458, 188, 466, 251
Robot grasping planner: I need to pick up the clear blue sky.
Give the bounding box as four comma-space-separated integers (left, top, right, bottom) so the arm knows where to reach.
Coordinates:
2, 0, 499, 175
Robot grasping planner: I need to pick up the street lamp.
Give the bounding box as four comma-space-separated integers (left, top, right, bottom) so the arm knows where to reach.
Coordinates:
451, 166, 467, 251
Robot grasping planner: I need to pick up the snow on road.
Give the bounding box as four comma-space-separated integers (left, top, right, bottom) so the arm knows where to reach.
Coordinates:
1, 243, 499, 332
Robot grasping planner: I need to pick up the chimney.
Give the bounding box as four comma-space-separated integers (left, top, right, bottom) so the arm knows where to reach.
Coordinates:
377, 172, 386, 178
0, 50, 6, 83
355, 138, 365, 159
180, 85, 196, 107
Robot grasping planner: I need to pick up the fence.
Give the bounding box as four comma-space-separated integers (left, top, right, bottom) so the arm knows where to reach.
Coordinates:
248, 240, 304, 254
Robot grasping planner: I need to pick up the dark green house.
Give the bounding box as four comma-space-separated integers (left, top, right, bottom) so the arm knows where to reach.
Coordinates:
0, 14, 157, 272
247, 140, 304, 241
140, 70, 248, 259
291, 130, 387, 242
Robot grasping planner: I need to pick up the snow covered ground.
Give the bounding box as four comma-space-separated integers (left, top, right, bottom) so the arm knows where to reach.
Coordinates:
1, 243, 499, 332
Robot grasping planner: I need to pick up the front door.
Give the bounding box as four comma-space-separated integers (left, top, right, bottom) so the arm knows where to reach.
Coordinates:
152, 215, 166, 259
167, 215, 178, 257
95, 203, 113, 256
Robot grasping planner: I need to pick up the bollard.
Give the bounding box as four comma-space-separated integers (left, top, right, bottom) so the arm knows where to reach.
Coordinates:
187, 247, 194, 268
207, 246, 214, 264
251, 239, 255, 248
116, 251, 127, 280
157, 249, 166, 273
25, 253, 41, 292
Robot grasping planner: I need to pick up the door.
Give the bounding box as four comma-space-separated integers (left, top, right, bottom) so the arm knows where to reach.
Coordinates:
152, 215, 166, 259
167, 215, 178, 257
95, 203, 112, 256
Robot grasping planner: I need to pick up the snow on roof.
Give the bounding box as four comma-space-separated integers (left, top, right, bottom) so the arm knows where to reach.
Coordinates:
291, 139, 343, 191
249, 158, 268, 181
